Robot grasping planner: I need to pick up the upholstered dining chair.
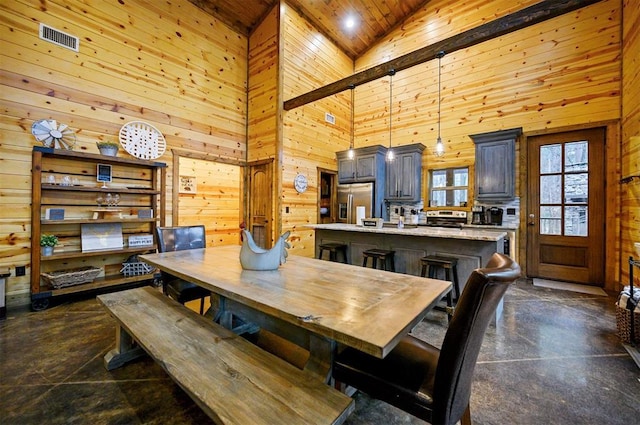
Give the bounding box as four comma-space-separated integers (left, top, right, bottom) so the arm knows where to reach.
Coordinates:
333, 253, 521, 425
155, 225, 211, 314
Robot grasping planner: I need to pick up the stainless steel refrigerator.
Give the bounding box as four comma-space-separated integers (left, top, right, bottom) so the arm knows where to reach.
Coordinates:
337, 182, 375, 224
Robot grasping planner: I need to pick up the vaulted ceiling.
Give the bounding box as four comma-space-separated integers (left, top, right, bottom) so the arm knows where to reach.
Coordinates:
188, 0, 431, 58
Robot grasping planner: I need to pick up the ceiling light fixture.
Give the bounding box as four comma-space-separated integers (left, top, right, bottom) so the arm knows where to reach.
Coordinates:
345, 16, 356, 29
348, 84, 355, 159
386, 69, 396, 162
434, 51, 445, 157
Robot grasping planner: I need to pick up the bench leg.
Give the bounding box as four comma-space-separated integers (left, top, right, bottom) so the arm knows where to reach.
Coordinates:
104, 325, 145, 371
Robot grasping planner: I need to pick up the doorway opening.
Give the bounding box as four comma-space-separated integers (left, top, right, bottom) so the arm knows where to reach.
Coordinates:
172, 151, 243, 247
318, 168, 337, 224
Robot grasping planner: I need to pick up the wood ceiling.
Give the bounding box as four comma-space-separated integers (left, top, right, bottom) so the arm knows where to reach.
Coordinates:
188, 0, 431, 58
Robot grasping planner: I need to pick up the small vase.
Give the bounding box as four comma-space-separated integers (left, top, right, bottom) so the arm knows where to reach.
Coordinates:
41, 246, 54, 257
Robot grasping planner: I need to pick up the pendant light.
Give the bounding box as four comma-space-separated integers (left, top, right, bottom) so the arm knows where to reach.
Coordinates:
386, 69, 396, 162
348, 84, 355, 159
434, 51, 445, 157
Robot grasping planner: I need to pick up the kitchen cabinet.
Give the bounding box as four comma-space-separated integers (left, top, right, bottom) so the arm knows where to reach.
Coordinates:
336, 145, 387, 183
385, 143, 425, 202
470, 128, 521, 201
30, 146, 166, 310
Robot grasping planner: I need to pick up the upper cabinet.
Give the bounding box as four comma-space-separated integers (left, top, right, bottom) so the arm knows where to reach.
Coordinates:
336, 145, 387, 183
470, 128, 522, 201
385, 143, 425, 202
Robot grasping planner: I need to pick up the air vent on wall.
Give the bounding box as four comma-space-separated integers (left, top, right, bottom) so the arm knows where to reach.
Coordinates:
39, 23, 79, 52
325, 112, 335, 125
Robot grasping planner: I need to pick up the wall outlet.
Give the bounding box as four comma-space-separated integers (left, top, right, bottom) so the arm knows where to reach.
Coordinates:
16, 266, 25, 276
506, 208, 516, 215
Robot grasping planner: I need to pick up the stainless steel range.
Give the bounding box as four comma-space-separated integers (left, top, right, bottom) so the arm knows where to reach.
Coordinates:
425, 210, 467, 228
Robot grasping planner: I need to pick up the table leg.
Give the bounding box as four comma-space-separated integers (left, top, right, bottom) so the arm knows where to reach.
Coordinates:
305, 334, 336, 383
103, 325, 145, 370
219, 299, 337, 383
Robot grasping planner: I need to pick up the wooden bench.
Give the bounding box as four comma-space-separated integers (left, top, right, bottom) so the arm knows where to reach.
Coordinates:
97, 287, 354, 425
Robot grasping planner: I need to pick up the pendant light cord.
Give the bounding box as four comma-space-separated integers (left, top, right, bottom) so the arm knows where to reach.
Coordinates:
389, 72, 392, 149
389, 69, 395, 152
437, 54, 441, 140
350, 84, 355, 150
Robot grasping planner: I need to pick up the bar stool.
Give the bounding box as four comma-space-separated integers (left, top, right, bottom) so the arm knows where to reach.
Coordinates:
420, 255, 460, 320
318, 243, 348, 263
420, 255, 461, 301
362, 249, 395, 272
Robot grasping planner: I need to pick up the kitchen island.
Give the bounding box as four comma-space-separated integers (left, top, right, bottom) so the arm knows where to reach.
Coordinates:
307, 223, 507, 297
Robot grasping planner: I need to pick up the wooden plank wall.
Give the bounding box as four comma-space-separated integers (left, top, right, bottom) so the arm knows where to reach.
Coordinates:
177, 157, 242, 246
356, 0, 621, 163
621, 0, 640, 285
0, 0, 247, 305
280, 4, 354, 256
248, 6, 279, 163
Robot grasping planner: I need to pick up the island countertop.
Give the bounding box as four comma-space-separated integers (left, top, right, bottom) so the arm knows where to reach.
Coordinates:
306, 223, 506, 241
310, 222, 508, 316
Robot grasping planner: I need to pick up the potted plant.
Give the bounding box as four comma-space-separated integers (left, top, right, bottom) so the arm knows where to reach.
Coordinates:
96, 141, 119, 157
40, 234, 58, 256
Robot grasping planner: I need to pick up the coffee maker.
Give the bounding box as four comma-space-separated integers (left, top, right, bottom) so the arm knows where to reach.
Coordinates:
488, 207, 503, 225
471, 206, 485, 224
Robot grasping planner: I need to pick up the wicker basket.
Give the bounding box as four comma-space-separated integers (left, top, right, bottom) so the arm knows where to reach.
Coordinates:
615, 304, 640, 344
41, 266, 101, 289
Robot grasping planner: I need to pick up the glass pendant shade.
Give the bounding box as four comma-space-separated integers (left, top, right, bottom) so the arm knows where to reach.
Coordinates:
435, 136, 444, 157
386, 70, 395, 162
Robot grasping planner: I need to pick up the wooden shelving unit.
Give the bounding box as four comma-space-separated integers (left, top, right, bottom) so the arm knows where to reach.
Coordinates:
30, 146, 166, 310
622, 257, 640, 368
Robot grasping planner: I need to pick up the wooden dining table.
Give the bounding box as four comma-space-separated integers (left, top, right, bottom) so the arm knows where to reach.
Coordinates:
140, 245, 451, 383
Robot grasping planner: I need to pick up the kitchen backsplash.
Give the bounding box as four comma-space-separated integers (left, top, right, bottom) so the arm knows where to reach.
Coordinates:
474, 197, 520, 228
388, 197, 520, 228
388, 201, 427, 224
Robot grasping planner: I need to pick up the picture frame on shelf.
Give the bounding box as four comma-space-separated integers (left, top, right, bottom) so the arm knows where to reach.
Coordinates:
128, 234, 154, 247
45, 208, 65, 220
81, 223, 123, 252
97, 164, 112, 188
137, 209, 153, 219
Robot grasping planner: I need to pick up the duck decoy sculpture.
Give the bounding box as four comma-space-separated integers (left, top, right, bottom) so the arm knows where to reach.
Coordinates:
239, 229, 291, 271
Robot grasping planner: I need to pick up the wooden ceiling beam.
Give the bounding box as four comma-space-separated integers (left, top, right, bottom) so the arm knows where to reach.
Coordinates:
283, 0, 603, 111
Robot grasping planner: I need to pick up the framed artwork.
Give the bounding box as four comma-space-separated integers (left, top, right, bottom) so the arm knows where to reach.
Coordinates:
81, 223, 123, 252
179, 175, 197, 194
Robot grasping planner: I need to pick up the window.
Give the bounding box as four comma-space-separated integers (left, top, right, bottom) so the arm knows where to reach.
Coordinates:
429, 167, 469, 207
539, 141, 589, 236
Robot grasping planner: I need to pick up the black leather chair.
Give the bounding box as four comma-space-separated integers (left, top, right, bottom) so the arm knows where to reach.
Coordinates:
333, 253, 521, 425
156, 225, 211, 314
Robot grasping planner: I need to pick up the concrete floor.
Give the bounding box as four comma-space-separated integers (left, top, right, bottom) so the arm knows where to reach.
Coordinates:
1, 280, 639, 424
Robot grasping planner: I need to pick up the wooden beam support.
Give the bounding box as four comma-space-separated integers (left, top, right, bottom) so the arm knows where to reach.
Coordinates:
283, 0, 603, 111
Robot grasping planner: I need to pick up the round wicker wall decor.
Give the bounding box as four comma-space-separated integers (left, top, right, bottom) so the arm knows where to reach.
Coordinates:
119, 121, 166, 160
